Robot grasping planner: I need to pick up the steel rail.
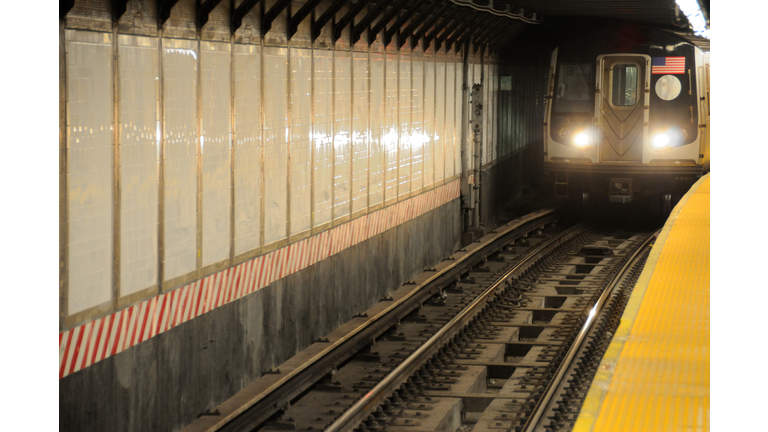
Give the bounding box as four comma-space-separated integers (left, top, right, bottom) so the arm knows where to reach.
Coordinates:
522, 230, 659, 432
183, 209, 561, 432
325, 223, 589, 432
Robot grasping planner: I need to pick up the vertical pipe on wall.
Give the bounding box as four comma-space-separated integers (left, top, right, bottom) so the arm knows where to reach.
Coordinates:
459, 39, 471, 234
472, 44, 485, 228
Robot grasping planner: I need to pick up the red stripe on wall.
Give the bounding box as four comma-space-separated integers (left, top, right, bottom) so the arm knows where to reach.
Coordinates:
156, 294, 169, 336
60, 180, 460, 378
139, 300, 153, 343
116, 307, 132, 354
101, 313, 116, 362
59, 330, 73, 378
87, 319, 104, 367
76, 322, 94, 372
67, 324, 86, 376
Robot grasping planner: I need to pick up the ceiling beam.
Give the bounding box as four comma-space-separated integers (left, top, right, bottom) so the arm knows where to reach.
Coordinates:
351, 0, 390, 45
113, 0, 129, 22
437, 12, 470, 52
61, 0, 75, 19
427, 8, 462, 51
312, 0, 347, 42
288, 0, 324, 39
232, 0, 263, 33
197, 0, 223, 29
262, 0, 291, 35
407, 2, 451, 50
332, 0, 371, 43
382, 3, 419, 47
367, 0, 410, 45
158, 0, 181, 27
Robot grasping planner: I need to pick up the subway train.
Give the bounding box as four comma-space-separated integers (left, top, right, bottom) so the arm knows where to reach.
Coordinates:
542, 26, 709, 213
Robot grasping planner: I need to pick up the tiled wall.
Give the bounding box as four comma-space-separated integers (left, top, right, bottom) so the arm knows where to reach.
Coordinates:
66, 30, 114, 315
62, 12, 500, 331
118, 35, 159, 298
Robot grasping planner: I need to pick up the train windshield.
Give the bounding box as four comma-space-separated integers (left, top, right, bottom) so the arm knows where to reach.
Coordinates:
554, 63, 592, 113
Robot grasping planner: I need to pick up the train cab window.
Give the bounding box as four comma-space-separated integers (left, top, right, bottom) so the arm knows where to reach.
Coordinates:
555, 63, 592, 113
611, 64, 639, 106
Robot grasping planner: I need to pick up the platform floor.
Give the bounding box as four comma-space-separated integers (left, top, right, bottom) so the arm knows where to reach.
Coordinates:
574, 174, 710, 432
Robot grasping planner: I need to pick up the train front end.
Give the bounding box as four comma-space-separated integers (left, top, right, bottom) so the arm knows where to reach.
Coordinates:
543, 29, 709, 210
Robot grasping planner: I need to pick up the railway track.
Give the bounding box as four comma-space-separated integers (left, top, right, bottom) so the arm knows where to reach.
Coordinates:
184, 210, 656, 432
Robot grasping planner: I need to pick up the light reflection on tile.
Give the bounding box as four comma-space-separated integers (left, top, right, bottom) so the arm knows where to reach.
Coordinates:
290, 48, 312, 235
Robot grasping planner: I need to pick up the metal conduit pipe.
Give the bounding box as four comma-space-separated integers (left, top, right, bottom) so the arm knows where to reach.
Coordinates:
460, 38, 472, 235
472, 43, 486, 228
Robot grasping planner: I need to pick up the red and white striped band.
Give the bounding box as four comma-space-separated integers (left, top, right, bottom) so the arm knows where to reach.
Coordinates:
59, 180, 461, 379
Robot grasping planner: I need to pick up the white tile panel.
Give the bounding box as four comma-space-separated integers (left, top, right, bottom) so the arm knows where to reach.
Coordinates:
333, 51, 351, 220
201, 42, 231, 266
410, 56, 424, 193
312, 50, 333, 227
434, 59, 446, 183
351, 52, 369, 214
384, 54, 398, 203
118, 35, 158, 297
263, 47, 289, 244
66, 30, 114, 314
290, 48, 312, 235
445, 61, 456, 179
423, 58, 435, 189
454, 61, 463, 177
398, 55, 411, 198
163, 39, 198, 281
369, 53, 385, 207
234, 44, 262, 255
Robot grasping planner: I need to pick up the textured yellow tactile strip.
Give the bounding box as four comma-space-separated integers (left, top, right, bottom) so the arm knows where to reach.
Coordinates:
574, 174, 710, 432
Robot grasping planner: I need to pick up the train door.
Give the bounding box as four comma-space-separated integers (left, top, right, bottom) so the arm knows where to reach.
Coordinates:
596, 55, 651, 162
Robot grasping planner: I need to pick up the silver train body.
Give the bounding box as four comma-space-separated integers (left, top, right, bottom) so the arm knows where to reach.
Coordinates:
543, 27, 710, 205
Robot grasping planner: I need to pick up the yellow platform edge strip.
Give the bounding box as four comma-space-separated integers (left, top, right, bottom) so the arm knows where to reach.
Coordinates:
572, 173, 710, 432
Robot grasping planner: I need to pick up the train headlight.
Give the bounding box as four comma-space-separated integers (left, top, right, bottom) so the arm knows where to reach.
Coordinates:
573, 132, 591, 148
652, 133, 670, 149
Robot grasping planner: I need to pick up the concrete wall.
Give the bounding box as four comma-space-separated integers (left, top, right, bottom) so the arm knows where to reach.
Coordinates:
60, 198, 461, 432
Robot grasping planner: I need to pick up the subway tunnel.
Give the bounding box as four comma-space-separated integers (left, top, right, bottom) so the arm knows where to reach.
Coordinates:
56, 1, 710, 431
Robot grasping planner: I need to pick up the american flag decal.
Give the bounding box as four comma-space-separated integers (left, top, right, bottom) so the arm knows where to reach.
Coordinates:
652, 56, 685, 74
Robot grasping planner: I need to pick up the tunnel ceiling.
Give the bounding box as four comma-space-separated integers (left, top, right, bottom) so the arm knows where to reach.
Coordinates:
60, 0, 710, 51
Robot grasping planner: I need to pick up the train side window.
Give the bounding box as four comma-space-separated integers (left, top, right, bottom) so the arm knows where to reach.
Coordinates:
611, 64, 639, 106
554, 63, 592, 113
